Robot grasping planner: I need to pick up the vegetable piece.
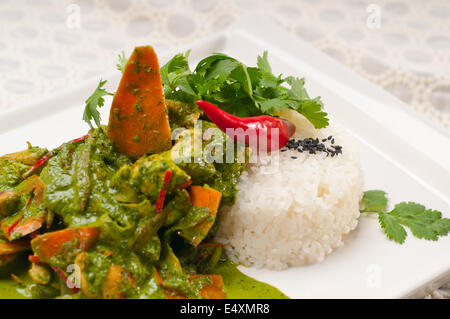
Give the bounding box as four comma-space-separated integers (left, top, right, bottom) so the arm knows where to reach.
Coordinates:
166, 99, 202, 130
29, 283, 59, 299
31, 226, 100, 265
1, 176, 46, 240
112, 154, 190, 203
155, 170, 172, 214
179, 186, 222, 246
22, 134, 90, 179
361, 190, 450, 244
189, 274, 226, 299
1, 146, 48, 166
196, 100, 295, 151
82, 79, 113, 129
161, 50, 329, 128
8, 215, 45, 240
0, 191, 21, 217
101, 264, 128, 299
74, 252, 98, 298
29, 262, 51, 285
108, 46, 172, 157
0, 159, 29, 192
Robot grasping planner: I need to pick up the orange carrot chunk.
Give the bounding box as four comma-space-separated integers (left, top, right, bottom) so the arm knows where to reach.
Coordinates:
31, 226, 99, 263
180, 186, 222, 247
108, 46, 172, 157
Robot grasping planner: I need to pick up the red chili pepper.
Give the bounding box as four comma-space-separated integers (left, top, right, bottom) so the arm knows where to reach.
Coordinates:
21, 134, 90, 179
7, 214, 24, 234
196, 100, 296, 151
155, 170, 172, 214
28, 255, 41, 264
51, 265, 79, 293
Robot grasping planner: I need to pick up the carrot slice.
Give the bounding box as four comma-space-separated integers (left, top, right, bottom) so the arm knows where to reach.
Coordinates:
183, 186, 222, 246
189, 186, 222, 211
9, 215, 45, 239
31, 226, 99, 263
108, 46, 172, 157
101, 264, 125, 299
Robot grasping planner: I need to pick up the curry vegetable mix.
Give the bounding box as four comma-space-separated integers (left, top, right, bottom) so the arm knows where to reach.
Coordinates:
0, 46, 290, 299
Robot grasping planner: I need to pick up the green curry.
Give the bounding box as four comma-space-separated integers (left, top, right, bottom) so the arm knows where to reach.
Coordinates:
0, 100, 287, 299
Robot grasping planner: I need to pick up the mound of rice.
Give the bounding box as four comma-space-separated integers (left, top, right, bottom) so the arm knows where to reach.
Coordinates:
215, 113, 364, 270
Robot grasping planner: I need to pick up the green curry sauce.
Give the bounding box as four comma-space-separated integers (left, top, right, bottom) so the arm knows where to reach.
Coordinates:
0, 100, 289, 299
0, 260, 288, 299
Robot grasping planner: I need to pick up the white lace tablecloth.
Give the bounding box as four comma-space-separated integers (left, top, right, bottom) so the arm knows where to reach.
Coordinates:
0, 0, 449, 298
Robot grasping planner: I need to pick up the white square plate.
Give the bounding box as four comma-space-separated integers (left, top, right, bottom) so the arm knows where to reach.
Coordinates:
0, 15, 449, 299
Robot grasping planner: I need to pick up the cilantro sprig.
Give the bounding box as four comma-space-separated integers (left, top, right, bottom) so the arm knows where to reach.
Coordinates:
161, 51, 329, 129
82, 79, 113, 129
361, 190, 450, 244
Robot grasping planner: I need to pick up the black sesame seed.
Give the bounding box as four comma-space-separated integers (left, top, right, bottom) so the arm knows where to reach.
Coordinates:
284, 135, 342, 158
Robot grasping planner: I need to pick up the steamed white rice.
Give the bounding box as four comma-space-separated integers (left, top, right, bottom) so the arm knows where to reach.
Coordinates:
215, 113, 364, 270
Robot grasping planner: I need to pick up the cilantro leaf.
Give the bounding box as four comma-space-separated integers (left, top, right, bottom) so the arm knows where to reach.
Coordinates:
116, 51, 127, 73
389, 202, 449, 241
297, 98, 329, 129
361, 190, 450, 244
361, 190, 388, 212
378, 211, 407, 244
161, 50, 329, 129
82, 79, 113, 129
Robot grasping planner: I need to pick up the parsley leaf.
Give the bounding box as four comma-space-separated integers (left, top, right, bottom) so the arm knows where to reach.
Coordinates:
82, 79, 113, 129
361, 190, 450, 244
161, 50, 329, 129
116, 51, 127, 73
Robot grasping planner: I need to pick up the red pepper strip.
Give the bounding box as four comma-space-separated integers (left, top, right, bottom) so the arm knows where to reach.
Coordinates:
72, 133, 90, 143
7, 214, 24, 234
155, 170, 172, 214
196, 100, 296, 151
25, 192, 34, 209
21, 134, 91, 179
154, 268, 163, 286
28, 255, 41, 264
51, 265, 79, 293
21, 152, 53, 179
